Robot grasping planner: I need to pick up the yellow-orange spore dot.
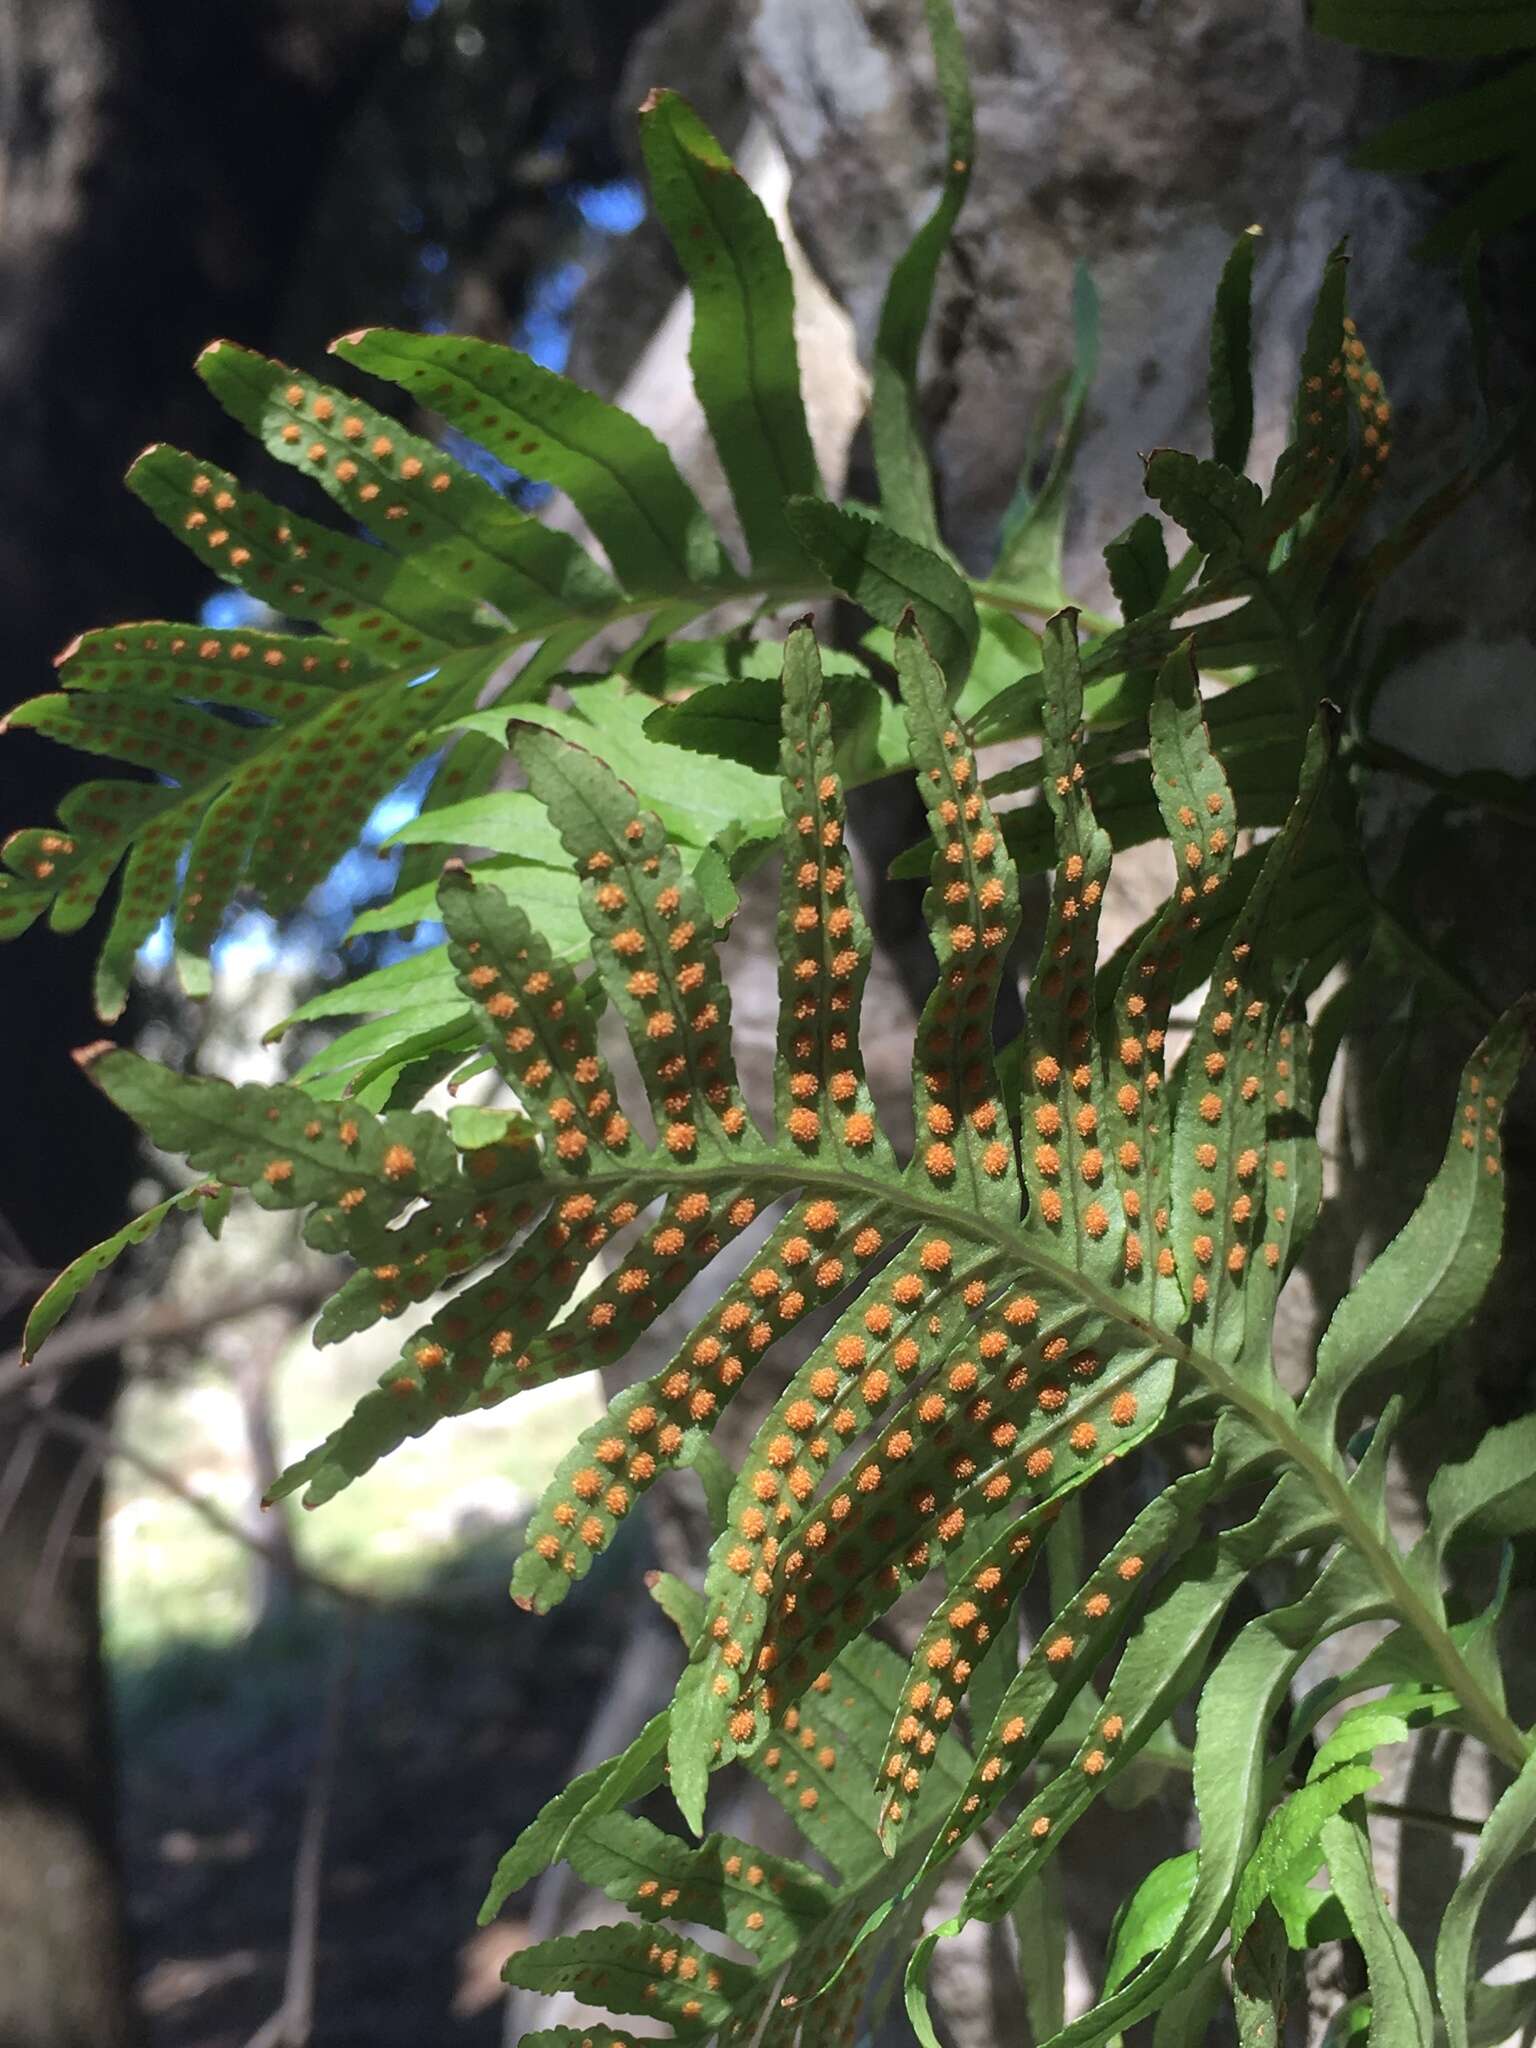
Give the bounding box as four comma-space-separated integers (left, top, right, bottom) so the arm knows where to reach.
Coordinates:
1069, 1422, 1098, 1454
920, 1239, 952, 1273
1082, 1748, 1108, 1776
1031, 1816, 1052, 1839
1039, 1189, 1063, 1225
843, 1112, 875, 1148
383, 1143, 416, 1181
853, 1227, 882, 1257
1034, 1056, 1061, 1088
1025, 1448, 1054, 1479
1117, 1556, 1144, 1581
1083, 1200, 1109, 1239
263, 1159, 294, 1185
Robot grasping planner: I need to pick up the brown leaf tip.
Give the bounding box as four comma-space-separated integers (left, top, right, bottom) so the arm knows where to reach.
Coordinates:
72, 1039, 118, 1072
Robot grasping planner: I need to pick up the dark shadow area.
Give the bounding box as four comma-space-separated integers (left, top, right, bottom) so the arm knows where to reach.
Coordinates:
118, 1514, 655, 2046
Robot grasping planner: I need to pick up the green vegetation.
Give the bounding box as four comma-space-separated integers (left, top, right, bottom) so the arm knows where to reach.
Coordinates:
11, 3, 1533, 2042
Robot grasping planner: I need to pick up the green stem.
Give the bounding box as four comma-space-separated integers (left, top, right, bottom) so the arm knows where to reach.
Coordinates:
1354, 734, 1536, 832
974, 583, 1118, 636
1365, 1798, 1484, 1839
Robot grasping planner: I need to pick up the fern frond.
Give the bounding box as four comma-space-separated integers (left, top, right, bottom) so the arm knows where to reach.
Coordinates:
65, 595, 1534, 2044
16, 5, 1535, 2034
0, 88, 839, 1017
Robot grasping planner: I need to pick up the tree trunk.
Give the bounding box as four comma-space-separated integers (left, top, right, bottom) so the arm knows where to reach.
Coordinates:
0, 3, 402, 2036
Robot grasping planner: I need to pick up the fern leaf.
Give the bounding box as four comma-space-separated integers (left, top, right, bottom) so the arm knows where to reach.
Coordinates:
59, 569, 1532, 2046
1311, 0, 1536, 66
992, 264, 1100, 605
501, 1921, 755, 2031
638, 89, 822, 576
565, 1810, 832, 1966
878, 1464, 1216, 1858
22, 1178, 228, 1364
871, 0, 974, 548
1, 777, 178, 942
1300, 997, 1533, 1445
515, 727, 754, 1158
480, 1712, 670, 1924
1435, 1753, 1536, 2048
330, 327, 729, 592
1210, 227, 1260, 475
1104, 512, 1172, 626
1322, 1807, 1436, 2048
128, 444, 497, 655
195, 341, 620, 624
786, 499, 979, 687
81, 1052, 459, 1239
1024, 1464, 1393, 2048
1265, 242, 1354, 537
1230, 1763, 1382, 1947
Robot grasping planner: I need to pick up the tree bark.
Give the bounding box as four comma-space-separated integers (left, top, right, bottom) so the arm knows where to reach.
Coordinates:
0, 3, 403, 2037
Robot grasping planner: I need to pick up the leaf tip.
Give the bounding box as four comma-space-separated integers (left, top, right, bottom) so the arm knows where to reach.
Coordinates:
330, 328, 374, 353
71, 1038, 117, 1075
